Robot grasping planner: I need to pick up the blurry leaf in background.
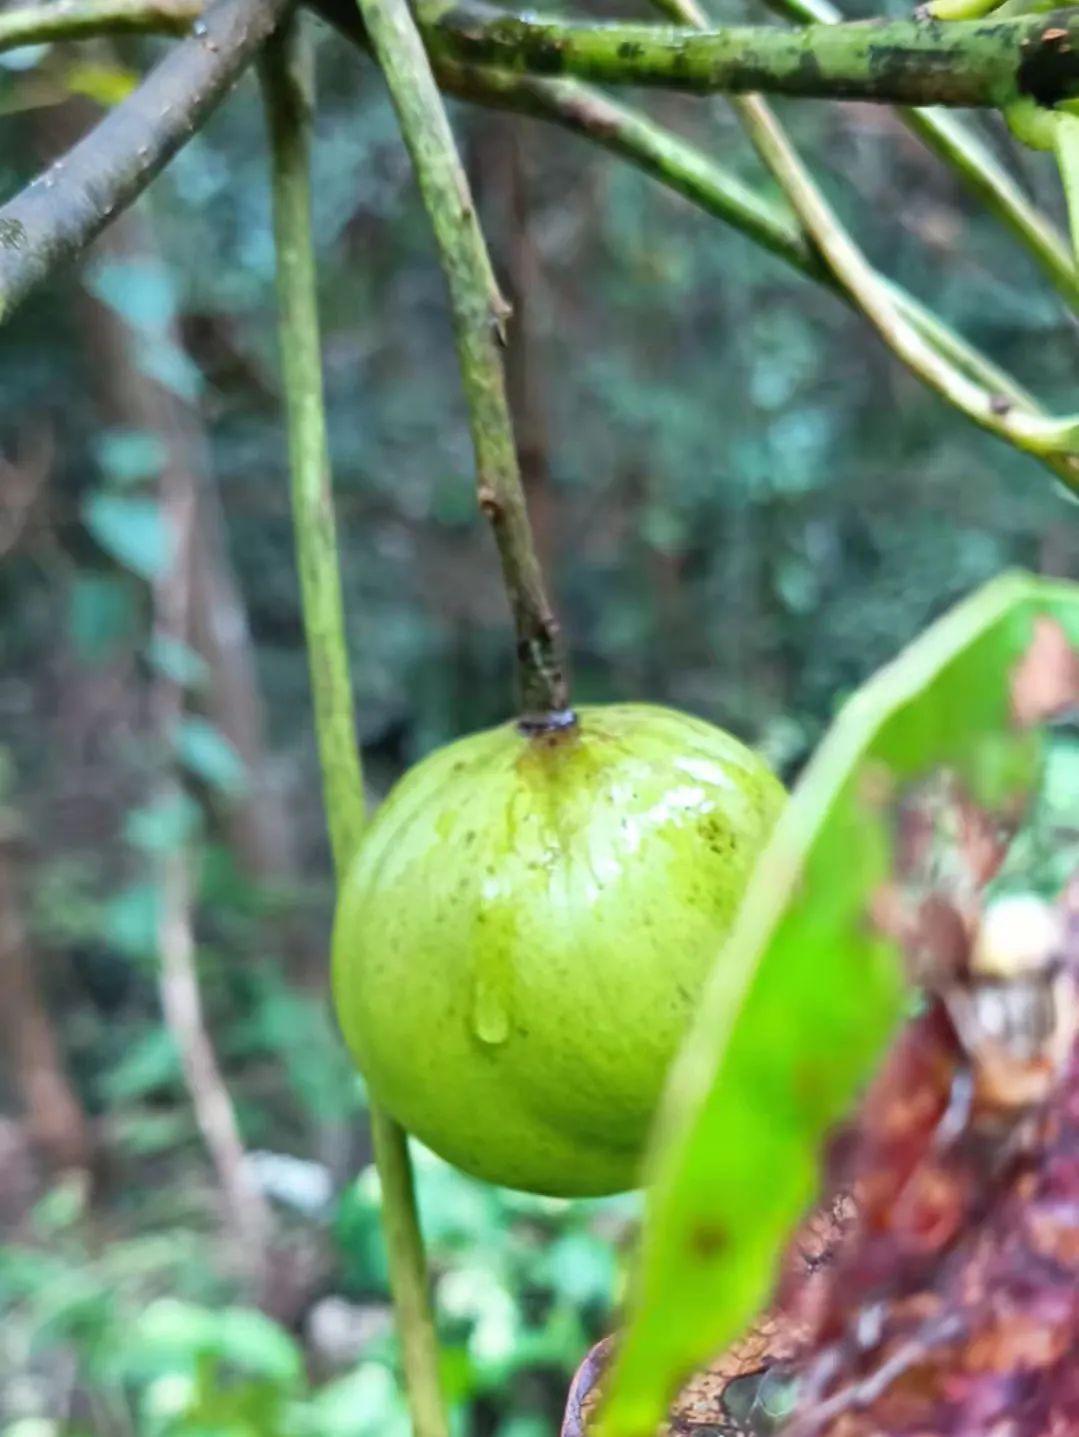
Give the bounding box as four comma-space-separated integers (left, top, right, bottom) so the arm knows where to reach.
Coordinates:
86, 258, 179, 336
147, 634, 209, 690
126, 1299, 304, 1384
62, 61, 138, 108
82, 494, 170, 582
99, 1026, 182, 1105
132, 335, 203, 405
68, 573, 140, 662
102, 880, 161, 961
124, 793, 202, 855
174, 718, 247, 798
307, 1361, 411, 1437
602, 571, 1079, 1437
93, 427, 168, 488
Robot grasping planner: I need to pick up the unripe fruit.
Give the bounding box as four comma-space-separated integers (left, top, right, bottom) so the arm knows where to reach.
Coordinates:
332, 704, 785, 1197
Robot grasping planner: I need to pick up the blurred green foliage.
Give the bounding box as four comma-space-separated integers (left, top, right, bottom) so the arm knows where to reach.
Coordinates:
0, 4, 1076, 1433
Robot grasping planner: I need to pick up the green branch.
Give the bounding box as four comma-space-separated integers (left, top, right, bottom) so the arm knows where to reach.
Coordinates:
261, 21, 365, 874
357, 0, 570, 726
644, 0, 1079, 487
259, 24, 449, 1437
10, 0, 1079, 115
742, 96, 1079, 486
760, 0, 1079, 312
442, 62, 1074, 486
436, 62, 823, 279
424, 4, 1079, 109
0, 0, 197, 47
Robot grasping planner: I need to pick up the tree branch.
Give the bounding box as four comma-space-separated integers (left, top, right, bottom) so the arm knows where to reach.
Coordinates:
760, 0, 1079, 311
438, 62, 1079, 487
438, 63, 824, 279
358, 0, 570, 724
422, 4, 1079, 110
0, 0, 290, 324
742, 96, 1079, 485
0, 0, 198, 48
259, 21, 449, 1436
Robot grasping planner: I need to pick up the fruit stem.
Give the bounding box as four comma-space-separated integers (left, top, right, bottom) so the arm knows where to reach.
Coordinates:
355, 0, 572, 731
260, 26, 449, 1437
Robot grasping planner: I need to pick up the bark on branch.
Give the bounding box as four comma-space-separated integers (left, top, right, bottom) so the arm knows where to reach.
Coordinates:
0, 0, 197, 48
0, 0, 290, 323
419, 2, 1079, 110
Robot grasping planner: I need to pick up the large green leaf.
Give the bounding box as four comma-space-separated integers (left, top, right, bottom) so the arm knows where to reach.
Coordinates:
600, 570, 1079, 1437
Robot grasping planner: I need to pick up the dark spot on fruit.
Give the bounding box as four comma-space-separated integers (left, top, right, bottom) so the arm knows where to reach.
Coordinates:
689, 1221, 729, 1258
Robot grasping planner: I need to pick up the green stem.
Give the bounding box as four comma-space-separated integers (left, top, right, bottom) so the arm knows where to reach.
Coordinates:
440, 59, 1067, 481
356, 0, 570, 726
423, 3, 1079, 109
259, 27, 449, 1437
646, 0, 1079, 487
741, 94, 1079, 485
0, 0, 196, 45
760, 0, 1079, 313
10, 0, 1079, 118
261, 23, 365, 872
1053, 111, 1079, 264
437, 62, 824, 280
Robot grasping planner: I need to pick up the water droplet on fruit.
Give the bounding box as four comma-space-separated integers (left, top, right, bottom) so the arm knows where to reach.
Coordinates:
471, 973, 509, 1046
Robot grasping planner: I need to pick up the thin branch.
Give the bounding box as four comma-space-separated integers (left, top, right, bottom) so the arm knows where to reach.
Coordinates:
0, 0, 289, 324
440, 64, 1068, 471
436, 63, 823, 279
149, 263, 271, 1278
0, 0, 198, 48
760, 0, 1079, 311
646, 0, 1078, 477
157, 834, 272, 1277
259, 21, 449, 1437
262, 22, 364, 872
422, 4, 1079, 110
357, 0, 570, 724
742, 97, 1079, 486
644, 0, 1079, 481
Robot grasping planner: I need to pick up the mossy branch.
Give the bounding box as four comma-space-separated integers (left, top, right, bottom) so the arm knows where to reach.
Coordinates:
441, 62, 1077, 490
11, 0, 1079, 111
760, 0, 1079, 313
419, 3, 1079, 109
355, 0, 570, 726
0, 0, 198, 47
643, 0, 1079, 487
259, 25, 449, 1437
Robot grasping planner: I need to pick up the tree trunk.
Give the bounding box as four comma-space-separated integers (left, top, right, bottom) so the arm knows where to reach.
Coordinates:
0, 839, 93, 1175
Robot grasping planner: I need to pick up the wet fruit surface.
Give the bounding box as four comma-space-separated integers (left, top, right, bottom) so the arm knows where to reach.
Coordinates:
332, 703, 785, 1196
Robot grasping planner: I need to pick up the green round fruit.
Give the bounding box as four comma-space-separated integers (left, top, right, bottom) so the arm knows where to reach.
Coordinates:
332, 703, 785, 1197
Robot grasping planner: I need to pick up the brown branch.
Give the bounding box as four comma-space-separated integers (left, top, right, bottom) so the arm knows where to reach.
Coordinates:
0, 0, 291, 324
